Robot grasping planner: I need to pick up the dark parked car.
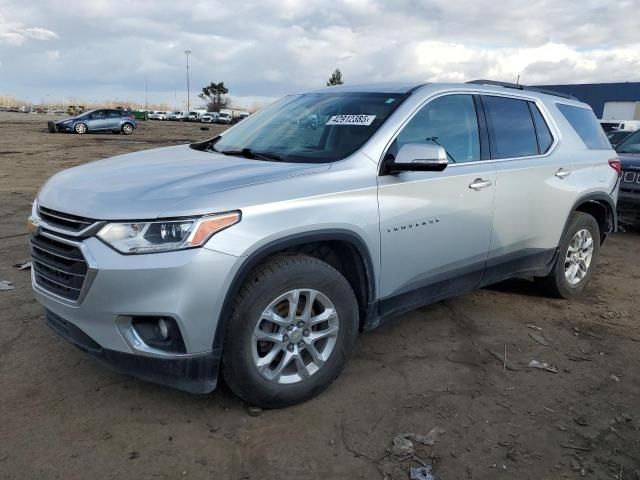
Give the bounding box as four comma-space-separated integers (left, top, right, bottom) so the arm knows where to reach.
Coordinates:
49, 109, 137, 135
614, 130, 640, 226
606, 130, 634, 148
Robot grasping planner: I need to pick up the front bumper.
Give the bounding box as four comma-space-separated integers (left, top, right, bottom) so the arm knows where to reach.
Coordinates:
32, 233, 240, 393
618, 187, 640, 225
46, 309, 221, 393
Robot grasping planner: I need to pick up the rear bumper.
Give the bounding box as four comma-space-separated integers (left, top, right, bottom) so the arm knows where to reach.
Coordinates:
46, 309, 220, 394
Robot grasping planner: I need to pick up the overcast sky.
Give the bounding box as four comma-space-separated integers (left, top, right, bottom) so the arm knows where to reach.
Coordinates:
1, 0, 639, 109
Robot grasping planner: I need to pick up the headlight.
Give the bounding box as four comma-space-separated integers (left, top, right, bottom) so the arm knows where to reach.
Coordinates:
97, 211, 240, 254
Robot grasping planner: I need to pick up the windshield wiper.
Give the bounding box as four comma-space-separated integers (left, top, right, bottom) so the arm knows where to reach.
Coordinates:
425, 137, 455, 162
219, 148, 283, 162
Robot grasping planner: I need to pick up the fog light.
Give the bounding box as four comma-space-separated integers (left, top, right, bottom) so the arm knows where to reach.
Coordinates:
130, 316, 186, 354
157, 318, 170, 340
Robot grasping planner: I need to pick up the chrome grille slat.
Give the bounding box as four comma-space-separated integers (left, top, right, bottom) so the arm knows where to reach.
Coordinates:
30, 235, 85, 261
31, 243, 83, 263
33, 266, 83, 291
30, 232, 89, 302
38, 206, 96, 232
29, 255, 85, 277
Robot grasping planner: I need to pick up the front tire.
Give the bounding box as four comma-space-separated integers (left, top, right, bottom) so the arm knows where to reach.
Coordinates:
537, 212, 600, 298
74, 123, 87, 134
222, 254, 359, 408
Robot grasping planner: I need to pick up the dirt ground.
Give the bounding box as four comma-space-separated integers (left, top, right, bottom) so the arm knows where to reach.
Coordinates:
1, 112, 639, 480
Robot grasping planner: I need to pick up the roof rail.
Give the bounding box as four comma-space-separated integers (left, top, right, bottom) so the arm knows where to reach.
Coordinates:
466, 79, 578, 101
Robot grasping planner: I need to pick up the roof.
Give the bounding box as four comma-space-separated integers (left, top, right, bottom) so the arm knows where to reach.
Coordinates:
304, 82, 587, 105
307, 83, 425, 94
534, 82, 640, 118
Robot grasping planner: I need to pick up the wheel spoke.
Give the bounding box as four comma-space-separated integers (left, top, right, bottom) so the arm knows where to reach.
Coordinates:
256, 345, 281, 367
300, 290, 318, 321
268, 350, 294, 380
566, 263, 578, 283
294, 354, 310, 378
309, 324, 339, 342
261, 309, 289, 327
254, 329, 282, 344
310, 307, 337, 325
305, 342, 325, 367
285, 290, 301, 323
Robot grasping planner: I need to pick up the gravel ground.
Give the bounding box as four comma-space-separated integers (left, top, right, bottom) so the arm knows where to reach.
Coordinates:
0, 112, 639, 480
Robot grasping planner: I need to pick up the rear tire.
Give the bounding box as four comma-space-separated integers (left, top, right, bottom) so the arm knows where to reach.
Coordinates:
222, 254, 359, 408
536, 212, 600, 298
121, 123, 134, 135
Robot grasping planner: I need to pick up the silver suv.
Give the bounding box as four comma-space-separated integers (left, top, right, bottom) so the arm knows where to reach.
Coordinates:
29, 81, 620, 407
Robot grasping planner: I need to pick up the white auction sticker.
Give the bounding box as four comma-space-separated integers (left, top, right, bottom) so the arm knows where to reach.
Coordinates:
326, 114, 376, 126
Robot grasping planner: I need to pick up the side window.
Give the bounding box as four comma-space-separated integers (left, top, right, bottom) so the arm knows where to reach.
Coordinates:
394, 94, 480, 163
528, 102, 554, 154
556, 104, 611, 150
482, 96, 538, 159
107, 110, 121, 118
90, 110, 106, 119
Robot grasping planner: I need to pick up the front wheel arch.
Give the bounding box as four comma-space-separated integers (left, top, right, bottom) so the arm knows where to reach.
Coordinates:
212, 230, 376, 352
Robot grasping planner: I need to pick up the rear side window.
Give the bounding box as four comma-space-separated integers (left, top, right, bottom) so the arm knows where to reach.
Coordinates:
482, 96, 539, 159
556, 104, 610, 150
528, 103, 554, 153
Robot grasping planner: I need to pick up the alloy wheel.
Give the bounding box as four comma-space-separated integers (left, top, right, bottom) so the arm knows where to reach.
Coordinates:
251, 288, 339, 384
564, 228, 594, 285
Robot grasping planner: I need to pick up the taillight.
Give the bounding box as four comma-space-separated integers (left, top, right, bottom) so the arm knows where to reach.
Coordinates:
608, 158, 622, 176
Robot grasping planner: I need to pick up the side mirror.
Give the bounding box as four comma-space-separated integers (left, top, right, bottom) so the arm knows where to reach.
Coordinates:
385, 143, 448, 174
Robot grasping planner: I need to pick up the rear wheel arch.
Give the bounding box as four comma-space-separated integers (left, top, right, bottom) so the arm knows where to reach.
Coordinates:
213, 230, 376, 351
571, 193, 617, 244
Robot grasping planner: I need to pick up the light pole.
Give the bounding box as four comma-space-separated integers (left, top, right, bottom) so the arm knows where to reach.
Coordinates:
184, 50, 191, 111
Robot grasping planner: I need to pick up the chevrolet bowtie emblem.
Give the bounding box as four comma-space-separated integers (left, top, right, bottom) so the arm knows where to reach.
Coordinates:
27, 216, 41, 235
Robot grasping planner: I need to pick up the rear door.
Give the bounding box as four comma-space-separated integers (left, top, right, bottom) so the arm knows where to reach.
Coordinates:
106, 110, 123, 129
481, 95, 577, 284
377, 93, 496, 314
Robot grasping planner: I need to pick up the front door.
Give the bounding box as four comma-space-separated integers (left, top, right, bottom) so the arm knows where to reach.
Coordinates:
377, 94, 496, 316
87, 110, 109, 131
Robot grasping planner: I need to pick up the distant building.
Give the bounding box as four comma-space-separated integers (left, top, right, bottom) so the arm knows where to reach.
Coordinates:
535, 82, 640, 120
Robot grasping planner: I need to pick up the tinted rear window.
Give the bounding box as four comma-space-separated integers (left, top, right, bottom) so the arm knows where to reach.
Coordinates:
557, 104, 610, 150
528, 103, 554, 153
482, 96, 539, 159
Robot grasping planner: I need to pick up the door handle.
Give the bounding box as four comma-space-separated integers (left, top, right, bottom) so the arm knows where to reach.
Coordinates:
468, 178, 493, 190
555, 168, 571, 179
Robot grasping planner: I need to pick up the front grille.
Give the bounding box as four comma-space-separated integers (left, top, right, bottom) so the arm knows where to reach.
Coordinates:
30, 234, 88, 301
38, 206, 96, 233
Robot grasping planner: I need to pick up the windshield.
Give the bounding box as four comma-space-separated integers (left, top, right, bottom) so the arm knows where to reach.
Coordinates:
212, 92, 408, 163
616, 130, 640, 153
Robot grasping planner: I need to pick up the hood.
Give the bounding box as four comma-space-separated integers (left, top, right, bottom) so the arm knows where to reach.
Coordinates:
619, 153, 640, 169
38, 144, 329, 219
56, 112, 90, 123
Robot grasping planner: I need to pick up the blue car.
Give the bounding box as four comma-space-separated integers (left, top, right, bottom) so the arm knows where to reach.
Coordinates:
50, 109, 137, 135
